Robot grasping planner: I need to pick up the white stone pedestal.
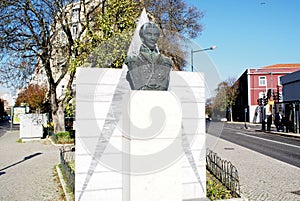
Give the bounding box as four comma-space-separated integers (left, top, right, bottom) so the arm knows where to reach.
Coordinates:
75, 68, 206, 201
122, 91, 182, 201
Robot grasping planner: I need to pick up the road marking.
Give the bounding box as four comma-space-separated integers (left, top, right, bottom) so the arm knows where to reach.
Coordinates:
234, 131, 300, 149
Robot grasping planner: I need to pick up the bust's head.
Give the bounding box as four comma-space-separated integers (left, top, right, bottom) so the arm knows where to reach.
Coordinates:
139, 22, 160, 50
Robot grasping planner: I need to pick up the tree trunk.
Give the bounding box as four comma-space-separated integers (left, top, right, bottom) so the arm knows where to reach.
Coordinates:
230, 105, 233, 122
50, 88, 65, 134
52, 102, 65, 133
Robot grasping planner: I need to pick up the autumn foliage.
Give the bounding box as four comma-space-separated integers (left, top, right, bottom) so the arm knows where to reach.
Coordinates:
15, 84, 48, 113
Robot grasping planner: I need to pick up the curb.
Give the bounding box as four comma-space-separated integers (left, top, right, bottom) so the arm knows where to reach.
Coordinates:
47, 135, 74, 147
255, 129, 300, 139
48, 136, 63, 147
56, 165, 73, 201
216, 198, 249, 201
227, 122, 300, 139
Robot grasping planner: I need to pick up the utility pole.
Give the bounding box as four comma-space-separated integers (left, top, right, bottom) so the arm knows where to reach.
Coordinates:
261, 93, 267, 131
244, 107, 248, 129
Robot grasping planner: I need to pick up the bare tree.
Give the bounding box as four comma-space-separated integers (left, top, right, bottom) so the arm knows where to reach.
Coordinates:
226, 77, 239, 122
140, 0, 204, 70
0, 0, 109, 132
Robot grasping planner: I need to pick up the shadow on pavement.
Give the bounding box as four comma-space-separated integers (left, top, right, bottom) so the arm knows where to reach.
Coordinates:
0, 152, 43, 173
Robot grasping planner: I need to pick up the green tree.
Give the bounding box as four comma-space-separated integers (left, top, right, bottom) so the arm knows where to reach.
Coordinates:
212, 78, 238, 121
0, 0, 138, 133
226, 77, 239, 122
0, 0, 204, 132
212, 81, 228, 119
80, 0, 139, 69
205, 97, 214, 118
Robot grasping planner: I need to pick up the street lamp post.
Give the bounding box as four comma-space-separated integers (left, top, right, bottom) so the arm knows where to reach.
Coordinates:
191, 45, 217, 72
244, 107, 248, 129
261, 92, 266, 131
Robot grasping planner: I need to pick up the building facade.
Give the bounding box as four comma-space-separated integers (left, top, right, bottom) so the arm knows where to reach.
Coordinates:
232, 64, 300, 123
277, 70, 300, 133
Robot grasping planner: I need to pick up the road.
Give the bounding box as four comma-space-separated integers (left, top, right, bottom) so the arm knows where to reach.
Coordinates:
0, 121, 11, 138
208, 122, 300, 168
206, 122, 300, 200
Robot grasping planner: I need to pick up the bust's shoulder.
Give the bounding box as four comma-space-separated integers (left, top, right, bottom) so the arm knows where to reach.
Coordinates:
125, 55, 138, 64
160, 54, 173, 67
125, 55, 139, 71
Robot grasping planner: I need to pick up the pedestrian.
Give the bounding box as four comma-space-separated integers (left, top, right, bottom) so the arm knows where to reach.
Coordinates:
274, 113, 283, 131
267, 114, 272, 131
282, 115, 289, 133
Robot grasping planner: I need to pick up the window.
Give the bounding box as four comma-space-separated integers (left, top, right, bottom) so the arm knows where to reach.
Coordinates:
72, 8, 80, 22
72, 25, 78, 36
278, 76, 282, 86
259, 76, 266, 86
72, 24, 78, 38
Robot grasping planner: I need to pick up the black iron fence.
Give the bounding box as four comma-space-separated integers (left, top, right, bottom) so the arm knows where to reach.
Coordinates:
59, 145, 75, 194
206, 149, 240, 197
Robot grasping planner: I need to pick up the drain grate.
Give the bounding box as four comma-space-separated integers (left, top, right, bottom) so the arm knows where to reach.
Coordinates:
224, 147, 235, 150
291, 190, 300, 196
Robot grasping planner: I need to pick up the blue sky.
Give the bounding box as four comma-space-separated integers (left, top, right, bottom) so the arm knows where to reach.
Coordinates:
187, 0, 300, 80
2, 1, 299, 94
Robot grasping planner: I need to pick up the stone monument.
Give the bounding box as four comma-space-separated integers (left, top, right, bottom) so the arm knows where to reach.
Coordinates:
75, 20, 206, 201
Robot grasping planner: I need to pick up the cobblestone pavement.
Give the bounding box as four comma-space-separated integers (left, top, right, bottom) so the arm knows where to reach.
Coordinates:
207, 132, 300, 201
0, 129, 62, 201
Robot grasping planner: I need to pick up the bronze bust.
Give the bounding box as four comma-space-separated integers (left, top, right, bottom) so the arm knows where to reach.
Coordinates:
125, 22, 173, 90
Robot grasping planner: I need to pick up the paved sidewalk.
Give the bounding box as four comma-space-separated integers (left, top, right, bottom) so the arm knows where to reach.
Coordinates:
207, 133, 300, 201
0, 129, 62, 201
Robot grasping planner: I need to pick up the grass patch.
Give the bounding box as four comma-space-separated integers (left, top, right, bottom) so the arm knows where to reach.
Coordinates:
16, 138, 23, 143
58, 164, 75, 200
68, 160, 75, 172
54, 131, 74, 144
207, 170, 236, 200
53, 165, 67, 201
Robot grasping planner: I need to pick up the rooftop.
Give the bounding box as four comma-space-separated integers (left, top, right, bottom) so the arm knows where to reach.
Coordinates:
261, 63, 300, 69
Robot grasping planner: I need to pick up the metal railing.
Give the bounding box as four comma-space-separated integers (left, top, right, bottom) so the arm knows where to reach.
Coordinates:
206, 149, 240, 197
59, 145, 75, 194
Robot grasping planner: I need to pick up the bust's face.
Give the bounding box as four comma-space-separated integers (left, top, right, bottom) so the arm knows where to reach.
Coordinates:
141, 25, 160, 50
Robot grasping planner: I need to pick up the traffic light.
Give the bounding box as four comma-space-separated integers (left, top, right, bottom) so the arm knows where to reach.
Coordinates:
257, 98, 263, 106
267, 89, 272, 99
278, 92, 282, 101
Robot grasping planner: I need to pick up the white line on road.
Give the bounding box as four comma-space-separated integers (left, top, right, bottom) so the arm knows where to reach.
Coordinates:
234, 131, 300, 149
